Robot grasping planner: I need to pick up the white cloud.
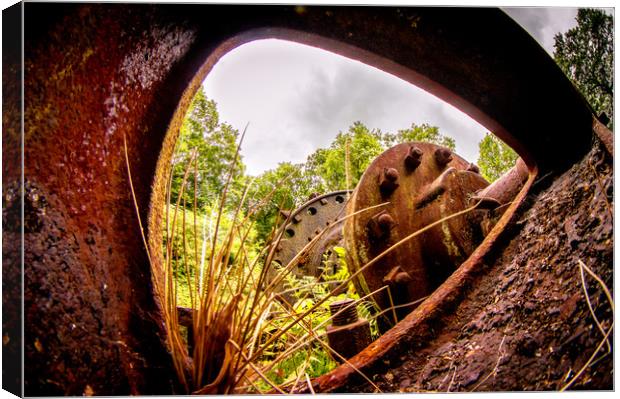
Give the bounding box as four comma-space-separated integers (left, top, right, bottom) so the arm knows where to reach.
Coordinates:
503, 7, 579, 54
203, 7, 584, 176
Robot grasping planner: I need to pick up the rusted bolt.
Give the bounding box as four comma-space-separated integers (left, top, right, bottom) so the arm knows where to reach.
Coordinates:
367, 211, 395, 241
326, 298, 372, 361
404, 146, 423, 170
381, 266, 414, 322
379, 167, 400, 194
281, 209, 302, 224
385, 167, 399, 181
377, 213, 395, 230
434, 148, 453, 167
382, 265, 413, 285
467, 163, 480, 174
330, 299, 359, 326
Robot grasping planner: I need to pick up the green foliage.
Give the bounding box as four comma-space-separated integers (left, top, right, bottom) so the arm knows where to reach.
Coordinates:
477, 133, 518, 182
304, 121, 456, 193
247, 162, 321, 244
260, 346, 337, 388
554, 9, 614, 129
257, 245, 378, 389
165, 204, 258, 308
382, 122, 456, 150
247, 121, 458, 243
309, 121, 385, 191
171, 88, 245, 209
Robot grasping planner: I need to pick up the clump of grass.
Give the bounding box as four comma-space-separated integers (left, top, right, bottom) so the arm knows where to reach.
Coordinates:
123, 127, 381, 394
125, 127, 489, 394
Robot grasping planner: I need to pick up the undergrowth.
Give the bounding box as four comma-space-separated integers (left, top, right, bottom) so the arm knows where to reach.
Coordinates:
126, 129, 388, 394
125, 128, 485, 394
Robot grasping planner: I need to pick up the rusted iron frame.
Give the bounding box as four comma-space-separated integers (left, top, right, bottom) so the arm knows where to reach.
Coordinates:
305, 167, 539, 392
20, 4, 608, 394
149, 7, 599, 319
277, 190, 352, 236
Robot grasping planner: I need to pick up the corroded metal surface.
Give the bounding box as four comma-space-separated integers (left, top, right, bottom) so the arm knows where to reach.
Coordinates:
2, 3, 23, 395
298, 165, 539, 394
326, 299, 372, 361
592, 116, 614, 157
270, 191, 350, 304
274, 191, 350, 273
20, 3, 600, 395
473, 158, 529, 209
344, 142, 489, 322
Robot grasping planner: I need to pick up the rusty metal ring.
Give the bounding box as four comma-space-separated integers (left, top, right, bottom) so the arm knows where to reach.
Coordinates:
18, 4, 605, 394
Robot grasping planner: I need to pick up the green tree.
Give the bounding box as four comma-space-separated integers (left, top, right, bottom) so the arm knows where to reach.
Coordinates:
308, 121, 384, 191
248, 162, 318, 243
554, 9, 613, 128
477, 133, 518, 182
304, 121, 456, 192
249, 121, 458, 242
382, 122, 456, 150
171, 88, 245, 209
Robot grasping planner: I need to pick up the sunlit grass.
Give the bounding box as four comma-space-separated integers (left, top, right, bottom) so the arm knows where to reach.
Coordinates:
125, 123, 488, 393
147, 127, 384, 394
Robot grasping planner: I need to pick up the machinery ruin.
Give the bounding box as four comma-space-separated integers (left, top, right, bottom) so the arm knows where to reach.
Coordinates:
269, 142, 529, 340
3, 3, 613, 395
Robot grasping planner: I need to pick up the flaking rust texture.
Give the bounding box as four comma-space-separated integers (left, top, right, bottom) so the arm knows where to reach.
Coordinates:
23, 4, 197, 395
326, 139, 613, 392
2, 4, 23, 394
15, 2, 608, 395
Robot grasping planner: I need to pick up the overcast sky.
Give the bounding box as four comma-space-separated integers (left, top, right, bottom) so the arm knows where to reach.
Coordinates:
202, 7, 585, 176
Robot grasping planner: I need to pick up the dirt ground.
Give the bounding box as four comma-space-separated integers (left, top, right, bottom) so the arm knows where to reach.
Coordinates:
344, 139, 613, 392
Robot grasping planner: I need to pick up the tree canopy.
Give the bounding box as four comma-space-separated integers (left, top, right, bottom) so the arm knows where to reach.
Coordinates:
554, 8, 613, 128
170, 89, 244, 209
171, 88, 467, 243
477, 133, 518, 182
307, 122, 385, 192
382, 123, 456, 150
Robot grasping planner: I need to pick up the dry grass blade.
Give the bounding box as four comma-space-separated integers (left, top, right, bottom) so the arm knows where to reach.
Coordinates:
560, 322, 613, 391
446, 363, 457, 392
254, 286, 392, 378
248, 201, 482, 379
228, 340, 286, 394
124, 133, 191, 391
122, 133, 152, 265
289, 353, 312, 394
243, 203, 393, 365
578, 260, 611, 353
305, 373, 315, 395
469, 334, 506, 391
578, 260, 614, 313
559, 260, 614, 391
258, 290, 429, 385
439, 360, 454, 391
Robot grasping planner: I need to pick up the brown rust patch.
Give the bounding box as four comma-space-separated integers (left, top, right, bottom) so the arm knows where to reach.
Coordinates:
298, 160, 538, 393
21, 3, 599, 394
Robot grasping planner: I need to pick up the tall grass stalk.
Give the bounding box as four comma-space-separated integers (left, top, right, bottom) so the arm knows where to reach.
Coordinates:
125, 128, 486, 394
